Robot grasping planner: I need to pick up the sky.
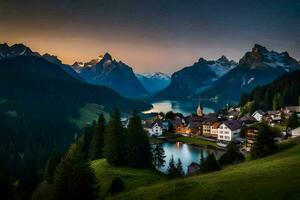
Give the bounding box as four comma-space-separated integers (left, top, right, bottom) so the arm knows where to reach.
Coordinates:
0, 0, 299, 73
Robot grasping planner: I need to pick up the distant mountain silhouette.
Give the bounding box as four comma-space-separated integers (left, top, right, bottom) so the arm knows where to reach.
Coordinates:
0, 43, 84, 81
73, 53, 148, 98
156, 56, 236, 99
136, 72, 171, 94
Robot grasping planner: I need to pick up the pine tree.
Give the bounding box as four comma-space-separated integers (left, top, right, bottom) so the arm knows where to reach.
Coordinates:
151, 143, 166, 170
287, 112, 300, 128
104, 109, 125, 166
125, 110, 152, 168
200, 153, 220, 173
167, 155, 177, 178
251, 123, 279, 160
0, 175, 14, 200
175, 158, 184, 177
44, 150, 61, 184
89, 113, 106, 160
16, 159, 39, 200
81, 122, 96, 160
219, 142, 245, 166
53, 143, 98, 200
272, 93, 282, 111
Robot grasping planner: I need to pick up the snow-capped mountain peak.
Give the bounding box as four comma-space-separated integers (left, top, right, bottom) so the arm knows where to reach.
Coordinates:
207, 56, 237, 77
239, 44, 300, 72
142, 72, 171, 81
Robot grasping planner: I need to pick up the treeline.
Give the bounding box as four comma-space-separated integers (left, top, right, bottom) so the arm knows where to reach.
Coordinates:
239, 70, 300, 113
0, 56, 151, 198
0, 99, 76, 200
31, 110, 155, 200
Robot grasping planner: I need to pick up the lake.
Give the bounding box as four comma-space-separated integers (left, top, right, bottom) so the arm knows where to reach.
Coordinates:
143, 100, 215, 116
159, 142, 224, 174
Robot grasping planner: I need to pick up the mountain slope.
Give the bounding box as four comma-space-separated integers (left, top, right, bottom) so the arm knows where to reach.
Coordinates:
156, 57, 236, 99
0, 56, 151, 179
0, 43, 84, 81
42, 53, 85, 82
0, 56, 151, 116
200, 44, 300, 105
239, 70, 300, 112
114, 143, 300, 200
75, 53, 148, 98
136, 72, 171, 94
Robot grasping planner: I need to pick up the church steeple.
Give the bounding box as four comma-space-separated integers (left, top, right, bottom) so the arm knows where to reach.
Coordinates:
197, 96, 203, 117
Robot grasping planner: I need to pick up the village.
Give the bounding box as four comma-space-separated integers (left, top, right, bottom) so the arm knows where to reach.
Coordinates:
128, 99, 300, 155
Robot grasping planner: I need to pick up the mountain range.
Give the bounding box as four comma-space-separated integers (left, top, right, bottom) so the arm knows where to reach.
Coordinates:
155, 56, 236, 99
1, 43, 299, 108
199, 44, 300, 104
136, 72, 171, 94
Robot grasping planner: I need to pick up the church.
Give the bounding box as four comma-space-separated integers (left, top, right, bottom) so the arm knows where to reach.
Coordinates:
197, 97, 203, 117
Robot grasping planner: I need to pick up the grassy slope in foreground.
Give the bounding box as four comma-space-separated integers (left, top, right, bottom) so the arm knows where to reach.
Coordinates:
113, 144, 300, 200
90, 159, 166, 199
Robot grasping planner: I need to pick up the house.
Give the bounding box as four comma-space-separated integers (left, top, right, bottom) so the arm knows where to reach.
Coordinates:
187, 162, 201, 176
202, 120, 213, 136
291, 127, 300, 138
239, 115, 257, 126
217, 120, 242, 145
185, 114, 203, 135
149, 121, 163, 136
283, 106, 300, 113
211, 122, 221, 138
252, 110, 266, 122
245, 127, 259, 152
170, 116, 185, 130
228, 110, 240, 119
161, 119, 170, 131
202, 119, 219, 137
265, 110, 282, 125
121, 118, 130, 128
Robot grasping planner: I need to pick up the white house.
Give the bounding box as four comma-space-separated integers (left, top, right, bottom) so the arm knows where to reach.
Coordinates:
149, 122, 163, 136
217, 120, 242, 144
252, 110, 266, 122
291, 127, 300, 138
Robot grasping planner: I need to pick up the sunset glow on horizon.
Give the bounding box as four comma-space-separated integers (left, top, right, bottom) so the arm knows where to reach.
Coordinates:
1, 0, 299, 73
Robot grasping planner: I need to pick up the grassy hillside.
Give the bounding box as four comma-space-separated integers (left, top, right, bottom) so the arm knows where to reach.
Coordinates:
90, 159, 166, 199
112, 144, 300, 200
69, 103, 110, 128
173, 136, 217, 148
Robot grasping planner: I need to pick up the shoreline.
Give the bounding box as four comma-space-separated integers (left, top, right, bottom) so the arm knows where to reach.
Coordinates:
150, 134, 226, 151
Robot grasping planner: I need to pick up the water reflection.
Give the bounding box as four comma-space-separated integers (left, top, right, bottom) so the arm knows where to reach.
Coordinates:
159, 142, 223, 174
144, 100, 215, 116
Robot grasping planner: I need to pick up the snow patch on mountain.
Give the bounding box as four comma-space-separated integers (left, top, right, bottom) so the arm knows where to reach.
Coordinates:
247, 77, 255, 84
207, 56, 237, 77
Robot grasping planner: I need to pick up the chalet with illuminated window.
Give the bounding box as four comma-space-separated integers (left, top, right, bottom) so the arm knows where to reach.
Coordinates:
217, 120, 242, 147
211, 122, 221, 138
